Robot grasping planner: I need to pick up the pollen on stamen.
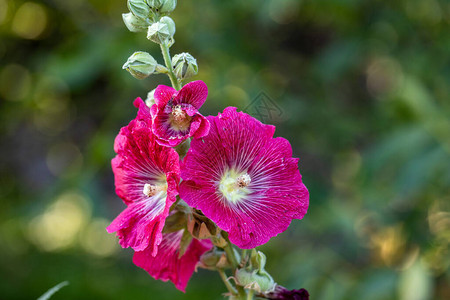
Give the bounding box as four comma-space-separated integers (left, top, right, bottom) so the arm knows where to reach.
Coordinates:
143, 183, 157, 197
172, 105, 187, 123
236, 173, 251, 188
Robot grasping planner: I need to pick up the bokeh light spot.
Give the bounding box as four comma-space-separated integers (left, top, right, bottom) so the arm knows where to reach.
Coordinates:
269, 0, 301, 24
46, 142, 83, 178
80, 218, 118, 257
366, 57, 403, 99
11, 2, 47, 40
0, 0, 9, 25
0, 64, 32, 101
28, 191, 91, 252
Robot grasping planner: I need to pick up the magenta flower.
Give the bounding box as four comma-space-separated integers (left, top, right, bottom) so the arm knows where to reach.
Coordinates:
266, 286, 309, 300
133, 229, 213, 292
179, 107, 309, 249
107, 98, 180, 255
150, 80, 210, 147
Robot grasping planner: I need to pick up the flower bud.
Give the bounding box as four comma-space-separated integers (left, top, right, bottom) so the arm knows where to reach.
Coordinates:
128, 0, 152, 20
159, 16, 176, 37
172, 53, 198, 80
146, 0, 177, 14
198, 249, 227, 270
145, 89, 156, 107
160, 0, 177, 14
266, 286, 310, 300
122, 13, 149, 32
122, 51, 157, 79
147, 22, 171, 44
235, 269, 276, 293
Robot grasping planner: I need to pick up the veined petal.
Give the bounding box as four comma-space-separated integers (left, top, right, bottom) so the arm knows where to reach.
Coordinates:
106, 191, 167, 253
174, 80, 208, 109
154, 85, 177, 108
133, 230, 212, 292
109, 99, 180, 255
149, 81, 210, 146
180, 107, 309, 249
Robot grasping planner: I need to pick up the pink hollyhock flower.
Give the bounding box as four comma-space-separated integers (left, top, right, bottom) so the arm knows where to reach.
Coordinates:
150, 80, 210, 147
179, 107, 309, 249
107, 98, 180, 255
133, 229, 213, 292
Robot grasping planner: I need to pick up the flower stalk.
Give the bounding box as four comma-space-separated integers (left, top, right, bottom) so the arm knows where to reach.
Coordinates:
111, 1, 310, 299
160, 41, 181, 90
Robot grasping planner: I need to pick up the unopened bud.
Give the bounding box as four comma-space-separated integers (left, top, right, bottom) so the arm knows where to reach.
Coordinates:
147, 22, 170, 44
128, 0, 153, 20
160, 0, 177, 14
123, 51, 157, 79
198, 249, 224, 270
146, 0, 177, 14
172, 52, 198, 80
145, 89, 156, 107
122, 13, 149, 32
160, 16, 176, 37
235, 269, 276, 293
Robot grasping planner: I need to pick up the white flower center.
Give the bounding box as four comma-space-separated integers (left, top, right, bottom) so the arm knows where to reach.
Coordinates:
219, 170, 251, 204
170, 105, 192, 131
142, 179, 168, 197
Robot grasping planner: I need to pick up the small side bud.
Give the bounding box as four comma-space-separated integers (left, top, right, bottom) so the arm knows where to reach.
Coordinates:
172, 53, 198, 80
122, 13, 149, 32
147, 22, 171, 44
159, 16, 176, 37
235, 269, 276, 294
145, 89, 156, 107
123, 51, 157, 79
146, 0, 177, 14
128, 0, 152, 20
160, 0, 177, 14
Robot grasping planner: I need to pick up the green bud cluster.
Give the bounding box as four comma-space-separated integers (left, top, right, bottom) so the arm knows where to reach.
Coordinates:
122, 0, 177, 35
122, 0, 197, 91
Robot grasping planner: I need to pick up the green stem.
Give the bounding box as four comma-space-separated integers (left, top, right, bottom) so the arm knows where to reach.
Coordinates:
218, 268, 237, 295
223, 243, 239, 269
247, 289, 254, 300
221, 233, 247, 299
160, 42, 181, 90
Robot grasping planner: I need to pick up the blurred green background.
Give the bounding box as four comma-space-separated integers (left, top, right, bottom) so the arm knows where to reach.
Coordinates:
1, 0, 449, 299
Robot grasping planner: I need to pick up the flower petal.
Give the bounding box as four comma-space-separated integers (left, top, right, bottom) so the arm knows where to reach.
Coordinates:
174, 80, 208, 109
109, 99, 180, 254
106, 194, 167, 253
154, 85, 177, 108
180, 107, 309, 248
133, 231, 213, 292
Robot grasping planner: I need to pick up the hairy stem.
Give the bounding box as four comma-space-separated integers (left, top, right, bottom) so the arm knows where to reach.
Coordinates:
247, 289, 254, 300
218, 268, 237, 295
160, 42, 181, 90
221, 233, 248, 299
